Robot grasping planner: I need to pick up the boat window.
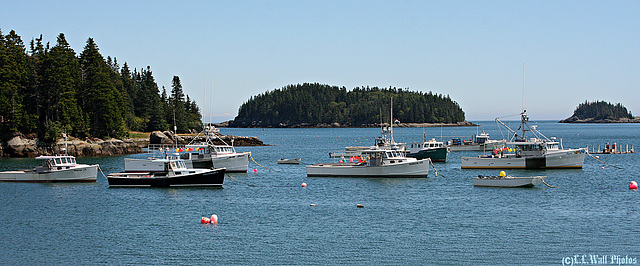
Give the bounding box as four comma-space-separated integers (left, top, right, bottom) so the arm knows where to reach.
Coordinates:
170, 162, 177, 169
54, 158, 62, 165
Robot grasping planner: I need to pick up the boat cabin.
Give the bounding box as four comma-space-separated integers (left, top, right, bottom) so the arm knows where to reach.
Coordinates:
410, 139, 444, 149
508, 138, 560, 157
213, 145, 236, 154
182, 144, 211, 161
35, 155, 78, 171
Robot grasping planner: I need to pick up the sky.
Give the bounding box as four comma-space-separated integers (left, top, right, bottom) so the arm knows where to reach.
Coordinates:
2, 0, 638, 122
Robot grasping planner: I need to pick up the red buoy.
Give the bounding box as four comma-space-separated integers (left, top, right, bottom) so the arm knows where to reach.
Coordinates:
629, 181, 638, 189
201, 217, 210, 223
210, 214, 219, 224
301, 182, 307, 187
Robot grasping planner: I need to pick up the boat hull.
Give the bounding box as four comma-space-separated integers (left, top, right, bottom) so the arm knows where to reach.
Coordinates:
212, 152, 250, 172
306, 159, 429, 178
407, 147, 448, 162
461, 150, 585, 169
107, 168, 225, 187
473, 176, 546, 187
0, 165, 98, 182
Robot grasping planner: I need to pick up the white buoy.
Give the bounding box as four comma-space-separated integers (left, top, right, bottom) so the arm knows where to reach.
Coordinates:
210, 214, 219, 224
301, 182, 307, 187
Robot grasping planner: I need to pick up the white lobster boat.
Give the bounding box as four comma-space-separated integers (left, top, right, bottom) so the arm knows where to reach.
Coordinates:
461, 111, 585, 169
0, 155, 98, 182
446, 130, 506, 151
307, 98, 430, 178
307, 149, 430, 178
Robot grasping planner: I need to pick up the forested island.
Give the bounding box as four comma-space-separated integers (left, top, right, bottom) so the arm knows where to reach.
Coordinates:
229, 83, 469, 127
559, 100, 639, 123
0, 30, 203, 147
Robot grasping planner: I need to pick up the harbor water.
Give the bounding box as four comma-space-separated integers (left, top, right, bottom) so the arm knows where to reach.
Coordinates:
1, 121, 638, 264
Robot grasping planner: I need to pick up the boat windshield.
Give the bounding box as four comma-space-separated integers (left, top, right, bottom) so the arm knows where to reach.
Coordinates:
214, 146, 235, 153
385, 151, 404, 158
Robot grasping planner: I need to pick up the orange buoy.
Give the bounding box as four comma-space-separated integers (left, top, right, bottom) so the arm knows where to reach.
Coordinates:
210, 214, 219, 224
201, 217, 211, 223
301, 182, 307, 187
629, 181, 638, 189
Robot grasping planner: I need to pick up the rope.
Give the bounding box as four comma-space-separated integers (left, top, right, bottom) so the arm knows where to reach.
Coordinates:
97, 165, 108, 180
249, 153, 281, 172
226, 173, 258, 187
540, 177, 559, 188
586, 152, 624, 169
429, 159, 445, 178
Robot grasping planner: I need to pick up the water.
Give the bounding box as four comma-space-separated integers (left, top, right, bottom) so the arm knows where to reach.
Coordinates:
1, 122, 639, 264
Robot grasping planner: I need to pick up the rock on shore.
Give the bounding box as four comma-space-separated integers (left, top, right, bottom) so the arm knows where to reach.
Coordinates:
1, 135, 144, 158
149, 131, 265, 146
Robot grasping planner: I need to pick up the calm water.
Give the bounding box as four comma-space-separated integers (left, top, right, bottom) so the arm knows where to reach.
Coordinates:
1, 122, 639, 264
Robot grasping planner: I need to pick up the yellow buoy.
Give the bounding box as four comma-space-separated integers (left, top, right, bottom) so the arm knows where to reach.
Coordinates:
499, 171, 506, 177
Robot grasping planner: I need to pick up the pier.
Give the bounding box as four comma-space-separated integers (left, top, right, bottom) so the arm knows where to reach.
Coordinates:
587, 143, 635, 154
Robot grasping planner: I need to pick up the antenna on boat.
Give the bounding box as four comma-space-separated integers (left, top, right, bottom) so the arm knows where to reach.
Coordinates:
522, 63, 525, 114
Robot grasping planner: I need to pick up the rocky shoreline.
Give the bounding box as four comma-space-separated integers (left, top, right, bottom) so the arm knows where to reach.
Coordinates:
559, 116, 640, 123
0, 134, 146, 158
149, 131, 265, 146
0, 130, 266, 158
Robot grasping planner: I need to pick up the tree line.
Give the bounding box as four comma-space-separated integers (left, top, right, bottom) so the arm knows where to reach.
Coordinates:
231, 83, 466, 127
571, 100, 633, 120
0, 30, 202, 143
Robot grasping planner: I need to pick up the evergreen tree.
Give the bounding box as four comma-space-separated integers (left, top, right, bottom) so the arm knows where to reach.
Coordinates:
170, 75, 187, 133
40, 33, 88, 139
0, 30, 31, 137
79, 38, 126, 138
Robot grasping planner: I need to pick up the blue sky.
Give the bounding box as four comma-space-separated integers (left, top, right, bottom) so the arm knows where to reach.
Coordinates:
2, 0, 638, 122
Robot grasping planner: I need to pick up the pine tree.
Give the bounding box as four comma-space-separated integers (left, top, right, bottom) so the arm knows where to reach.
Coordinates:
79, 38, 126, 138
0, 30, 31, 136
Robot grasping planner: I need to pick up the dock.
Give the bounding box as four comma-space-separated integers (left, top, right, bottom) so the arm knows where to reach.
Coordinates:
587, 143, 635, 154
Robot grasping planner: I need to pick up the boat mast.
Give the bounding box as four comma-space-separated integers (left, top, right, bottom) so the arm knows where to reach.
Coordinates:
390, 97, 394, 142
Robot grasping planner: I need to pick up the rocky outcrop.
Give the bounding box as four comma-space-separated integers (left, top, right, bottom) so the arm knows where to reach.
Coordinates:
559, 116, 640, 123
149, 133, 265, 146
1, 134, 144, 158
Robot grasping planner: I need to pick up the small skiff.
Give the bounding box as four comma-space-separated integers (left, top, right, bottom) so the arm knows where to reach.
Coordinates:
278, 158, 301, 164
473, 175, 546, 187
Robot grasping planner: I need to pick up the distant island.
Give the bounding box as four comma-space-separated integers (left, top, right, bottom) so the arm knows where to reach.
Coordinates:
229, 83, 472, 128
559, 100, 640, 123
